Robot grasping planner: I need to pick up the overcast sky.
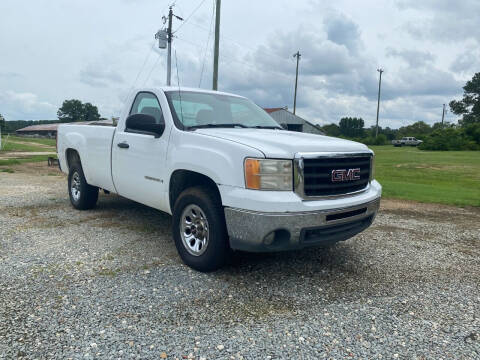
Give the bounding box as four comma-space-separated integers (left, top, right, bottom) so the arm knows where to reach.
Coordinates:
1, 0, 479, 128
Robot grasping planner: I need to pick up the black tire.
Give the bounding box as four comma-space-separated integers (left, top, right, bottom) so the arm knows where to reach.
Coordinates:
68, 163, 98, 210
172, 186, 229, 272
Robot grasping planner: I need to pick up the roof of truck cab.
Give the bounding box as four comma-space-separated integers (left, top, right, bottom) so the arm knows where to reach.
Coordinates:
138, 87, 246, 98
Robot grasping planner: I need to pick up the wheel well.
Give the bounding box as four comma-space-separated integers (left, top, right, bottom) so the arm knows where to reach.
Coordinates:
65, 148, 81, 170
169, 170, 221, 211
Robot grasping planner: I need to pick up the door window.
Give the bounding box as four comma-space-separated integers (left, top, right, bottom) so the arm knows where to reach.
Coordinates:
129, 92, 165, 125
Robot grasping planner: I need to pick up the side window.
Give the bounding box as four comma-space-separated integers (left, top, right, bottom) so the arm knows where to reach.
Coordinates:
129, 92, 164, 125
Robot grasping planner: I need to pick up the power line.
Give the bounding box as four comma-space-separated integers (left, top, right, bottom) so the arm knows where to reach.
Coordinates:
143, 52, 163, 87
124, 41, 156, 102
175, 36, 295, 83
199, 0, 215, 87
179, 18, 289, 64
174, 0, 208, 34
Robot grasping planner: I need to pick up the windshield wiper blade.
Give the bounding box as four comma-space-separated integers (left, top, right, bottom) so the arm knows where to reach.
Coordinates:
250, 125, 283, 129
186, 123, 248, 130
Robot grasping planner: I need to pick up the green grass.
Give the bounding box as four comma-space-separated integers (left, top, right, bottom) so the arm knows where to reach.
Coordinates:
1, 135, 56, 147
370, 146, 480, 207
0, 141, 54, 152
0, 155, 53, 166
0, 168, 15, 173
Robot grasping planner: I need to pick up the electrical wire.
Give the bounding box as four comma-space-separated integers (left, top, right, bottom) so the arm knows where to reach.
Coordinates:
143, 52, 163, 87
174, 49, 185, 122
174, 0, 208, 34
198, 0, 215, 87
123, 41, 156, 101
175, 36, 294, 83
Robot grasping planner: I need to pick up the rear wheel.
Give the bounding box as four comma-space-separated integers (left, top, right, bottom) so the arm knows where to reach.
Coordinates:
68, 163, 98, 210
172, 186, 229, 272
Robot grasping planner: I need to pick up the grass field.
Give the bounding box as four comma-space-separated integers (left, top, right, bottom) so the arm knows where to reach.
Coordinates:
371, 146, 480, 207
0, 136, 478, 207
1, 135, 56, 147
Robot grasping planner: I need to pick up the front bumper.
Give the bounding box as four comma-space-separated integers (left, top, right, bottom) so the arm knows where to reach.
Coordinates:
225, 197, 380, 252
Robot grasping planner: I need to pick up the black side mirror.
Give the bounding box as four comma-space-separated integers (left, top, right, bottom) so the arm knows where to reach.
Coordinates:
125, 113, 165, 138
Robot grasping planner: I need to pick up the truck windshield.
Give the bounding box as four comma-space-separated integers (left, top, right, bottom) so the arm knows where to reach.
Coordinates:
165, 91, 282, 130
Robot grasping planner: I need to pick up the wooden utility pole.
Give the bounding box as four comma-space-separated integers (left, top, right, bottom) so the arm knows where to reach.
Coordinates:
375, 68, 384, 138
166, 6, 173, 86
441, 104, 446, 127
293, 51, 301, 115
212, 0, 221, 90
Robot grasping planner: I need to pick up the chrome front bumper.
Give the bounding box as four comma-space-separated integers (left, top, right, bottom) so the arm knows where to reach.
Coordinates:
224, 197, 380, 252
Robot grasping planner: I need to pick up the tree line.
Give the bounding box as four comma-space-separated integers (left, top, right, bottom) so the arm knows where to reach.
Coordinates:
0, 100, 101, 134
320, 72, 480, 151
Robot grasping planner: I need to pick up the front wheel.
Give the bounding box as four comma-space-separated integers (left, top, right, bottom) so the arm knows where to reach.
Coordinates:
68, 164, 98, 210
172, 186, 229, 272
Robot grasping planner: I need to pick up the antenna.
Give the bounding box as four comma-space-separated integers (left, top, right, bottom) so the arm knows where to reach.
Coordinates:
174, 49, 184, 124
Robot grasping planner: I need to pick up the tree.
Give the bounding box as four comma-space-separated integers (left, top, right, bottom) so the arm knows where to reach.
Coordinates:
82, 102, 100, 122
57, 99, 100, 122
321, 123, 341, 137
450, 72, 480, 126
339, 117, 365, 138
397, 121, 432, 139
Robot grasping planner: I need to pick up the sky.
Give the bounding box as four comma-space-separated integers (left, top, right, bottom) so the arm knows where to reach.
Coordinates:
0, 0, 479, 128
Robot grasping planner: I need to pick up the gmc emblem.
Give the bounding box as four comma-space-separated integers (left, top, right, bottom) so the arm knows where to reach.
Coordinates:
331, 168, 361, 182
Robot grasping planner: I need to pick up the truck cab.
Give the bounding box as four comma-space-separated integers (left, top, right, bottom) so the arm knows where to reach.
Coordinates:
57, 87, 382, 271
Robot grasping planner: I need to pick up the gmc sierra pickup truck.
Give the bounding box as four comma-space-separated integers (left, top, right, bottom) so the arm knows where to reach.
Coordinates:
57, 87, 381, 271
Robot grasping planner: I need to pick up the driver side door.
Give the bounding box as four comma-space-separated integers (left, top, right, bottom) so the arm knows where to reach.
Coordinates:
112, 91, 169, 211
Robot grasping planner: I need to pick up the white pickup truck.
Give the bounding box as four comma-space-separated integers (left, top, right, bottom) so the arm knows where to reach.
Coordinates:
57, 87, 381, 271
392, 137, 423, 147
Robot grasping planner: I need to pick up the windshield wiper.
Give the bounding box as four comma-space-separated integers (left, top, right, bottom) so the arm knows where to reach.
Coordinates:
250, 125, 283, 130
186, 123, 249, 130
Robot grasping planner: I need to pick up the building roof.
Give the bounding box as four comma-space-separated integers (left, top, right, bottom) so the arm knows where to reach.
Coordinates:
16, 120, 114, 132
16, 123, 59, 132
264, 107, 286, 114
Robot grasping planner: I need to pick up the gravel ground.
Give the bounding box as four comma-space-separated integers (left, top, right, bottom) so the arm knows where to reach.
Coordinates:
1, 163, 479, 359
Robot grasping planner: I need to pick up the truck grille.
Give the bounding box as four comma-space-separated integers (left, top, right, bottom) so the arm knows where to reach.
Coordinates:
301, 155, 371, 197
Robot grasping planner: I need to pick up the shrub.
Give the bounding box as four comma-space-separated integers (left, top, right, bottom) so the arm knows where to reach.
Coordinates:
419, 127, 480, 151
360, 134, 388, 146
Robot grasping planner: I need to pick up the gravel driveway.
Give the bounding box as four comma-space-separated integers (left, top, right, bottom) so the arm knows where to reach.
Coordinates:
1, 163, 479, 359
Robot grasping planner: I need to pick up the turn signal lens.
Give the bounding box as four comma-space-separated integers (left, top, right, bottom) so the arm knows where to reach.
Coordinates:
244, 158, 293, 190
244, 158, 261, 189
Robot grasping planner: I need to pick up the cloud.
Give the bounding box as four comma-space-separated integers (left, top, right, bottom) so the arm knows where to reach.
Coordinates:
324, 12, 362, 53
79, 64, 125, 88
386, 48, 435, 68
396, 0, 480, 43
0, 91, 57, 120
449, 47, 480, 74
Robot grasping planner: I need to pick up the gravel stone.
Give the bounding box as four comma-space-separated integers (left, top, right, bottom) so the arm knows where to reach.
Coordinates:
0, 163, 479, 359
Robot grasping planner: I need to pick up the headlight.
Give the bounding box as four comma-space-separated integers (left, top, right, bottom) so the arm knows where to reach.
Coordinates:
244, 158, 293, 190
369, 153, 375, 181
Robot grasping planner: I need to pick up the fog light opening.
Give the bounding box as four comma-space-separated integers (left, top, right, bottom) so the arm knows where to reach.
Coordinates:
263, 229, 291, 247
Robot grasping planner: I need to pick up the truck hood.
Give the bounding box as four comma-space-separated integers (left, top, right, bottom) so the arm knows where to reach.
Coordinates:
194, 128, 369, 158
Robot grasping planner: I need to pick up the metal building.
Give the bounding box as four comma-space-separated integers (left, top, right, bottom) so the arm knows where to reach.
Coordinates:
264, 107, 324, 135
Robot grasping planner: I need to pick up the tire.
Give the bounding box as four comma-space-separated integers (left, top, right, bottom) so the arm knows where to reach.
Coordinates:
172, 186, 229, 272
68, 163, 98, 210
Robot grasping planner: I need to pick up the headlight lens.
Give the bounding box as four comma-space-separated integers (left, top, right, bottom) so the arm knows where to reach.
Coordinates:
369, 154, 375, 181
244, 158, 293, 190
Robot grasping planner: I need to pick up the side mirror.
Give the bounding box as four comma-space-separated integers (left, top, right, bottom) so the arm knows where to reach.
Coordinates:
125, 113, 165, 138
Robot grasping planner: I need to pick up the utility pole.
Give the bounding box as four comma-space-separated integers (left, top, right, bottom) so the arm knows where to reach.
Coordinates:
166, 7, 173, 86
212, 0, 221, 90
375, 68, 384, 138
160, 6, 183, 86
293, 51, 301, 115
441, 103, 446, 127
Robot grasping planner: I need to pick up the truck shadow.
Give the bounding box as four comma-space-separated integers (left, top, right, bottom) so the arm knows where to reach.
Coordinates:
97, 194, 371, 284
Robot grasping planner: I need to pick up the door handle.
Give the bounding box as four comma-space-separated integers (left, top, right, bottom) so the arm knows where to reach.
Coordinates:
117, 142, 129, 149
